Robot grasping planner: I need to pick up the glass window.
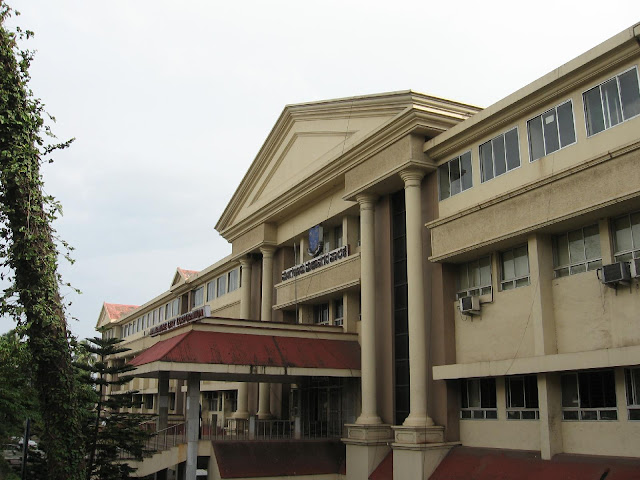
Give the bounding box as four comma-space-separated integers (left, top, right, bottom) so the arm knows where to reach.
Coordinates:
313, 303, 329, 325
172, 298, 180, 317
207, 281, 216, 302
323, 229, 330, 253
334, 298, 344, 326
506, 375, 539, 420
561, 370, 617, 421
457, 256, 492, 299
501, 245, 530, 290
228, 269, 239, 292
438, 151, 473, 200
613, 212, 640, 262
460, 378, 497, 419
584, 67, 640, 136
480, 128, 520, 182
528, 100, 576, 161
553, 224, 602, 277
217, 275, 227, 297
192, 286, 204, 308
335, 225, 343, 248
625, 367, 640, 421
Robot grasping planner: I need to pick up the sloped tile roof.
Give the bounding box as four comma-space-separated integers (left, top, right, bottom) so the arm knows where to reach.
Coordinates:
103, 302, 139, 321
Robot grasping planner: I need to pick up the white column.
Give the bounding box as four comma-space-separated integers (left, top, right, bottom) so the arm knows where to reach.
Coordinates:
258, 246, 276, 419
185, 373, 200, 480
355, 194, 382, 425
234, 256, 252, 419
400, 169, 433, 427
157, 372, 169, 431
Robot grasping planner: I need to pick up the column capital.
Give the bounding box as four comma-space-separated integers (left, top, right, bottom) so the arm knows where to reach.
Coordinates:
239, 255, 253, 268
399, 168, 426, 187
259, 245, 276, 257
356, 193, 377, 209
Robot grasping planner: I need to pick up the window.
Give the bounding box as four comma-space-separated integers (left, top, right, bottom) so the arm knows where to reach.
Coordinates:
158, 306, 164, 323
228, 269, 239, 292
169, 392, 176, 411
625, 367, 640, 420
457, 256, 492, 299
553, 224, 602, 277
584, 67, 640, 136
152, 309, 158, 325
528, 100, 576, 161
438, 151, 472, 200
334, 298, 344, 327
144, 394, 154, 410
207, 281, 216, 302
172, 298, 180, 317
561, 370, 617, 421
191, 286, 204, 308
205, 392, 221, 411
506, 375, 539, 420
323, 229, 331, 253
613, 211, 640, 262
460, 378, 497, 419
480, 128, 520, 182
217, 275, 227, 297
501, 245, 530, 290
313, 303, 329, 325
335, 225, 343, 248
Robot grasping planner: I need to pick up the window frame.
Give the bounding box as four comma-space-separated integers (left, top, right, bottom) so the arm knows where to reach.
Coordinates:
438, 151, 473, 201
561, 369, 618, 421
583, 66, 640, 137
460, 378, 498, 420
313, 303, 329, 325
479, 127, 521, 183
506, 375, 540, 420
612, 211, 640, 262
625, 367, 640, 421
456, 255, 492, 299
527, 99, 577, 162
334, 298, 344, 327
553, 224, 602, 277
191, 286, 204, 308
228, 268, 239, 293
500, 245, 530, 290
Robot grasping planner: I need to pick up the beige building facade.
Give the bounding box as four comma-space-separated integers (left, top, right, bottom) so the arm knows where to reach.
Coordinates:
98, 23, 640, 480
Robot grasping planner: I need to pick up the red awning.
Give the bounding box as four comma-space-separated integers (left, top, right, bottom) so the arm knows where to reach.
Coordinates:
430, 447, 640, 480
129, 330, 360, 371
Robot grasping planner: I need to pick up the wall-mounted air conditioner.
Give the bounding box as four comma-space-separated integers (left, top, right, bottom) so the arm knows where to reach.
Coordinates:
459, 296, 481, 315
630, 258, 640, 278
599, 262, 631, 286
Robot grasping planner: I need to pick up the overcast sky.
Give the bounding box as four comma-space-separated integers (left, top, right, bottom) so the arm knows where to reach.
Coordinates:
2, 0, 638, 340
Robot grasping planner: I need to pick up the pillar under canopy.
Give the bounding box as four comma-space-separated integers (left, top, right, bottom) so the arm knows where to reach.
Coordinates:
400, 169, 433, 427
157, 371, 169, 431
258, 246, 275, 419
185, 373, 200, 480
234, 256, 252, 419
355, 194, 381, 425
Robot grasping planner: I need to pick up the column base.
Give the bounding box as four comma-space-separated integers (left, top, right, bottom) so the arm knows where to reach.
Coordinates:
257, 412, 273, 420
343, 423, 393, 444
392, 424, 445, 444
231, 410, 249, 420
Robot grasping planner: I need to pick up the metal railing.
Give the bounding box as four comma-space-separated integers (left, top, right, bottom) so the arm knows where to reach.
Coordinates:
145, 422, 186, 453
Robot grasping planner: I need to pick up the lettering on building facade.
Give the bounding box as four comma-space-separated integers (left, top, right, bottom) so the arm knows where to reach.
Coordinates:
150, 305, 211, 336
281, 245, 350, 281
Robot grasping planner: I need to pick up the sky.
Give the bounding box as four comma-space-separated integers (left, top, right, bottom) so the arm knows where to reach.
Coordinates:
2, 0, 639, 340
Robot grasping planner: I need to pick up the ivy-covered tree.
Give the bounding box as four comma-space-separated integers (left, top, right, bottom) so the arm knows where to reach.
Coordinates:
75, 337, 153, 480
0, 3, 83, 479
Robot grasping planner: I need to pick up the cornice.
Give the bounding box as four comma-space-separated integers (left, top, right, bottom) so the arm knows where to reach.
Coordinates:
425, 25, 640, 160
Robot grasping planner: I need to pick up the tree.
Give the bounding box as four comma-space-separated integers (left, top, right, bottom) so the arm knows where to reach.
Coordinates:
75, 337, 153, 480
0, 4, 84, 479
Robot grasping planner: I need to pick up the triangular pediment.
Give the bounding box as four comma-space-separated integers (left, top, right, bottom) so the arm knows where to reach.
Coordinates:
171, 267, 199, 287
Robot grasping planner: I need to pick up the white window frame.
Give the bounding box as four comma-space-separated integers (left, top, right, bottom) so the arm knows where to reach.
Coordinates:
583, 66, 640, 137
479, 127, 521, 183
228, 268, 239, 293
460, 378, 498, 420
553, 224, 602, 277
506, 375, 539, 420
527, 99, 577, 162
561, 370, 618, 421
500, 245, 530, 290
192, 286, 204, 308
612, 211, 640, 262
314, 303, 329, 325
456, 256, 492, 299
625, 367, 640, 421
438, 151, 473, 200
334, 298, 344, 327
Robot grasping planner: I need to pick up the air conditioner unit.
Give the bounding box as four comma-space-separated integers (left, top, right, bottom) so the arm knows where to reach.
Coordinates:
599, 262, 631, 285
459, 296, 480, 315
630, 258, 640, 278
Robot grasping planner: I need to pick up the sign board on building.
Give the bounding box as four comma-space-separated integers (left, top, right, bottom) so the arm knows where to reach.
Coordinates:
149, 305, 211, 336
281, 245, 349, 281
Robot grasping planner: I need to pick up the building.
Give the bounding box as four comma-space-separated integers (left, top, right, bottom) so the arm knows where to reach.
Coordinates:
97, 23, 640, 480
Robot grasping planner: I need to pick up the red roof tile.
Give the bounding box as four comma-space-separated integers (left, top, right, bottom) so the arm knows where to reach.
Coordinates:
213, 440, 345, 478
429, 447, 640, 480
177, 267, 199, 279
129, 330, 360, 370
103, 302, 139, 321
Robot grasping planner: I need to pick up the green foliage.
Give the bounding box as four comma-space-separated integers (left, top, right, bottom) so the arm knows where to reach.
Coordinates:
75, 337, 153, 480
0, 3, 83, 479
